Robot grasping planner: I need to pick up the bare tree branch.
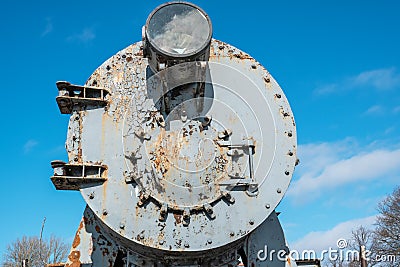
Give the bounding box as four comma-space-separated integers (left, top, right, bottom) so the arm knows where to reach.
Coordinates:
2, 235, 69, 267
374, 186, 400, 266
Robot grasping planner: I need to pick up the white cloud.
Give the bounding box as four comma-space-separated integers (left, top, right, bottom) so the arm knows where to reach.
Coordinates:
41, 17, 53, 37
67, 28, 96, 43
288, 141, 400, 203
24, 139, 38, 153
363, 105, 384, 115
352, 68, 400, 90
291, 215, 376, 254
314, 67, 400, 95
314, 84, 337, 95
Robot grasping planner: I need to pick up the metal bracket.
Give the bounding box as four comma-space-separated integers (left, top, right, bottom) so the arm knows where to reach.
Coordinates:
217, 140, 258, 195
50, 160, 107, 190
56, 81, 110, 114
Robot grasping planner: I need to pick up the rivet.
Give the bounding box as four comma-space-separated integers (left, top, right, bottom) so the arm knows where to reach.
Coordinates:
288, 151, 293, 156
265, 204, 270, 209
249, 220, 254, 225
285, 171, 290, 176
202, 116, 212, 127
288, 132, 293, 137
159, 240, 164, 245
277, 188, 282, 193
89, 193, 94, 199
181, 110, 187, 122
230, 232, 235, 237
102, 209, 108, 216
120, 223, 125, 229
207, 239, 212, 244
184, 242, 190, 248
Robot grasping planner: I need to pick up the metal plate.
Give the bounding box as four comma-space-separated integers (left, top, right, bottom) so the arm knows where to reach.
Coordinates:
70, 39, 297, 253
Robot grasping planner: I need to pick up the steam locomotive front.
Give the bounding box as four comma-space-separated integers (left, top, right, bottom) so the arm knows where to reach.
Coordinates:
51, 2, 297, 266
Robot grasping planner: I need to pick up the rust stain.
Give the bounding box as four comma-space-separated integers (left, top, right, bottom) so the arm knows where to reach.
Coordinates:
134, 49, 144, 57
102, 247, 110, 256
65, 250, 81, 267
173, 213, 182, 224
95, 225, 101, 233
234, 52, 253, 60
71, 220, 84, 248
151, 128, 172, 176
76, 111, 83, 164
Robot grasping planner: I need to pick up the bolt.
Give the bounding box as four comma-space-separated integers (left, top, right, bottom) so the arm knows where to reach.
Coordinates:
181, 110, 187, 122
249, 220, 254, 225
277, 188, 282, 193
89, 193, 94, 199
230, 232, 235, 237
202, 116, 212, 127
139, 233, 144, 239
102, 209, 108, 216
275, 94, 282, 98
285, 171, 290, 175
159, 240, 164, 245
184, 242, 190, 248
157, 116, 165, 127
120, 223, 125, 229
288, 132, 293, 137
265, 204, 271, 209
207, 239, 212, 244
288, 151, 293, 156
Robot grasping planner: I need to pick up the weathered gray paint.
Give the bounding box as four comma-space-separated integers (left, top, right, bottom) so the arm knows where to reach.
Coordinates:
51, 4, 298, 267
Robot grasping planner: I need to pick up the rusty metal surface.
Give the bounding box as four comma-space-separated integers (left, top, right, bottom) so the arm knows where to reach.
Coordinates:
56, 81, 109, 114
50, 161, 107, 190
57, 38, 297, 255
65, 206, 119, 267
65, 207, 296, 266
53, 3, 298, 262
65, 206, 243, 266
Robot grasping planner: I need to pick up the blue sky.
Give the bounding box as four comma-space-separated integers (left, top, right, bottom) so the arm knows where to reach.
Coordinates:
1, 0, 400, 258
